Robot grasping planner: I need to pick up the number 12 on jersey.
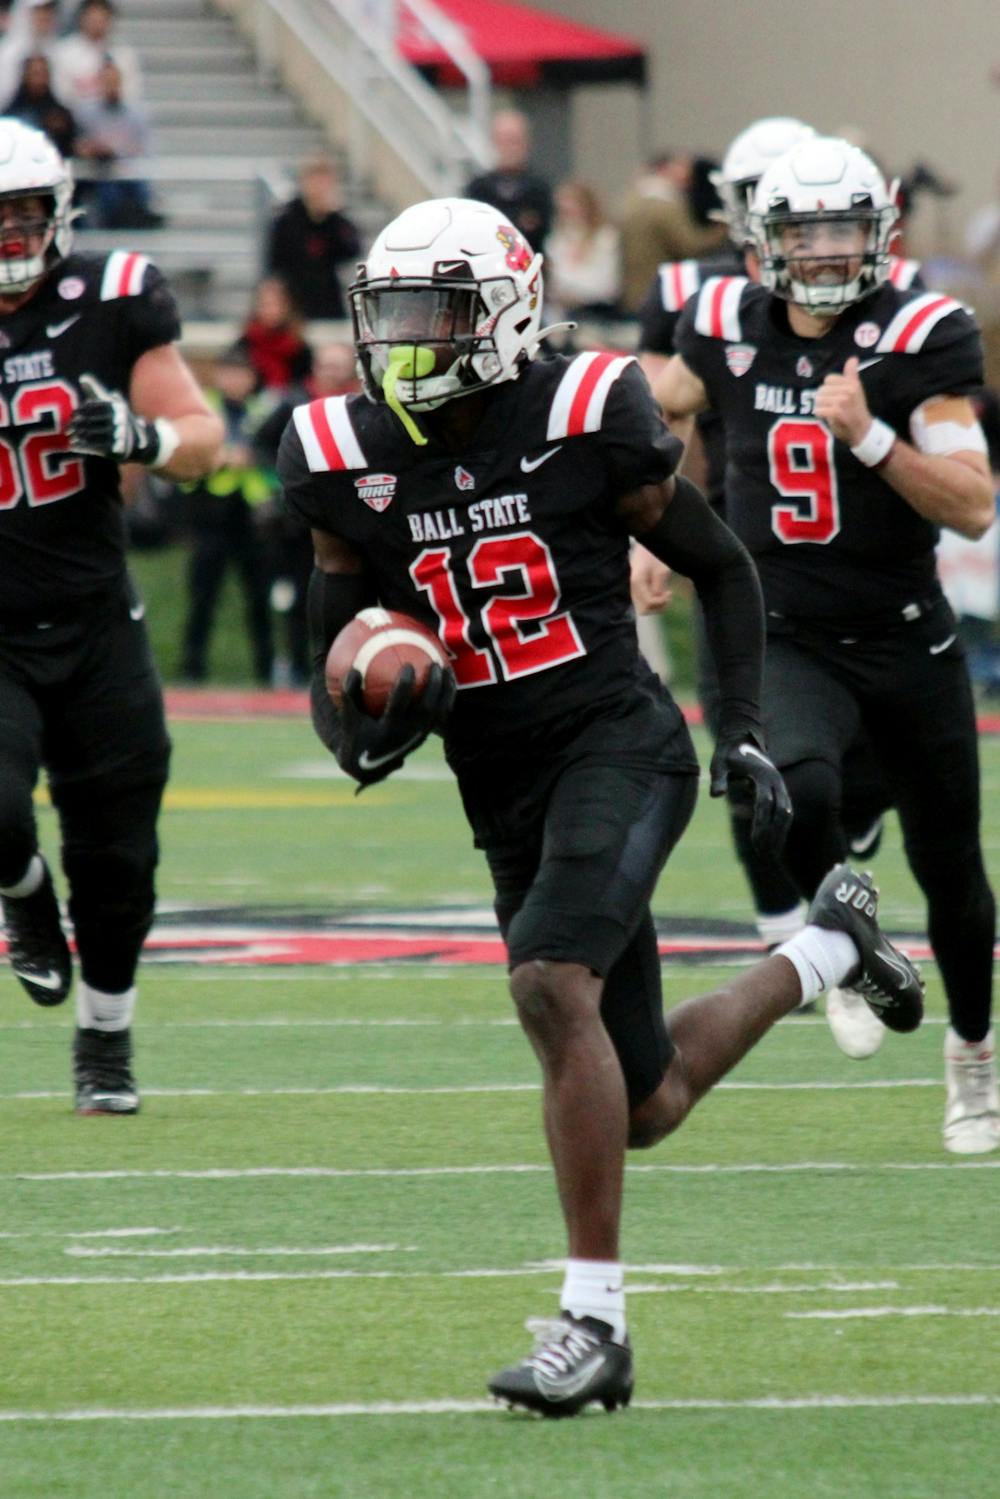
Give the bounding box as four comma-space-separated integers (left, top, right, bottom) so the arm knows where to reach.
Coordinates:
411, 530, 586, 687
767, 417, 842, 544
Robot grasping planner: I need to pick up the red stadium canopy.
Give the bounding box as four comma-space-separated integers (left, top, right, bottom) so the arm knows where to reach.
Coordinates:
397, 0, 646, 89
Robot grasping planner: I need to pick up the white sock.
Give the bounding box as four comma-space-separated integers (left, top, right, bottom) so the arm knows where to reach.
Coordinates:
76, 982, 136, 1033
756, 901, 807, 949
774, 925, 858, 1003
0, 854, 45, 899
560, 1258, 626, 1344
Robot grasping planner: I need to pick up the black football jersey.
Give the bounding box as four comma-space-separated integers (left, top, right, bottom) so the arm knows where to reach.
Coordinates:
0, 250, 180, 614
639, 252, 924, 514
278, 352, 682, 760
674, 276, 980, 621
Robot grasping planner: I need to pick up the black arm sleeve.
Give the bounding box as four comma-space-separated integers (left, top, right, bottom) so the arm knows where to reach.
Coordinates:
306, 568, 377, 755
635, 476, 765, 742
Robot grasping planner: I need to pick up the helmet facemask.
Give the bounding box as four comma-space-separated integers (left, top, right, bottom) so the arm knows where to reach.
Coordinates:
755, 201, 896, 316
0, 187, 69, 295
351, 272, 519, 413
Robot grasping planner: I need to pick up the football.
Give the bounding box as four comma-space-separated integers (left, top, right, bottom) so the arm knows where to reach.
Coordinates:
325, 607, 449, 717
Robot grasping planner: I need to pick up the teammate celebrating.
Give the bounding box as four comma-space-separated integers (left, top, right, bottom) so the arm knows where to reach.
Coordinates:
656, 137, 998, 1154
277, 195, 923, 1414
0, 121, 222, 1112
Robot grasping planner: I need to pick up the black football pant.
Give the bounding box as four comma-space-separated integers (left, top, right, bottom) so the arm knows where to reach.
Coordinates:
694, 599, 891, 921
763, 601, 995, 1043
0, 585, 171, 995
459, 689, 701, 1107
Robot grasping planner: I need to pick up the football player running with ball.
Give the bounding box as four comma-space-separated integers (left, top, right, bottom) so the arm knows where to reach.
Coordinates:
656, 136, 999, 1154
0, 121, 222, 1112
278, 196, 923, 1416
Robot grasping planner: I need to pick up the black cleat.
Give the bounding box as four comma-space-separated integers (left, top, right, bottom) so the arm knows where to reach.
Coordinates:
1, 860, 72, 1006
807, 864, 923, 1033
73, 1027, 140, 1115
488, 1313, 633, 1418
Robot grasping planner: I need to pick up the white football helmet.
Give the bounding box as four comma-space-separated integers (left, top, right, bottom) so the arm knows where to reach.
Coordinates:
349, 197, 543, 416
748, 136, 899, 316
710, 117, 816, 244
0, 117, 74, 294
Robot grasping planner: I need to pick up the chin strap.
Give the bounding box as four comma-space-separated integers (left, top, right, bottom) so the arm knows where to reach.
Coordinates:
382, 347, 432, 445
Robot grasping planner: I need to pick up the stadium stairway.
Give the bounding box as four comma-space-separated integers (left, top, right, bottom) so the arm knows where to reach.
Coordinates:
75, 0, 373, 321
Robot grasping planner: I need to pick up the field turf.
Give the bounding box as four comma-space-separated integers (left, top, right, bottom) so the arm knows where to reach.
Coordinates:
1, 716, 998, 1497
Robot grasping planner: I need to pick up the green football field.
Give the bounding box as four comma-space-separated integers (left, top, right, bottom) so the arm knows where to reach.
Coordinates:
2, 715, 998, 1498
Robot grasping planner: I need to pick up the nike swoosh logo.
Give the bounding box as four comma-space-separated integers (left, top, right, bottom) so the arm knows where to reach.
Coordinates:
520, 446, 562, 473
436, 261, 469, 276
47, 315, 80, 338
738, 743, 772, 766
13, 967, 64, 990
857, 357, 883, 371
129, 602, 146, 621
357, 734, 425, 773
533, 1352, 606, 1402
929, 634, 956, 655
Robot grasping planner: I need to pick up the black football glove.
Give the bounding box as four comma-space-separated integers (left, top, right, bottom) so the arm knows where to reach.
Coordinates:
337, 662, 455, 789
709, 731, 793, 859
67, 374, 175, 466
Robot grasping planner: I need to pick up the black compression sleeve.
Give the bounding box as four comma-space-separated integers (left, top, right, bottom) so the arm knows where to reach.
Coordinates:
306, 568, 376, 755
635, 476, 765, 742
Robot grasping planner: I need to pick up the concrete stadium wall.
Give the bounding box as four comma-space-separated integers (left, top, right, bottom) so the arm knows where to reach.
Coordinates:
543, 0, 998, 262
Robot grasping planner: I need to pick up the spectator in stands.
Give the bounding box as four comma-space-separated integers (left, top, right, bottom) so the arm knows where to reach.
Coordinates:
236, 275, 313, 394
53, 0, 141, 111
179, 346, 277, 687
75, 57, 159, 228
618, 153, 727, 313
543, 180, 621, 327
255, 340, 360, 686
265, 154, 360, 321
4, 52, 76, 158
0, 0, 61, 106
465, 108, 553, 250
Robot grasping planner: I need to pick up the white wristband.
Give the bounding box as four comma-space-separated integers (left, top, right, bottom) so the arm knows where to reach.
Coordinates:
151, 417, 180, 468
850, 418, 896, 468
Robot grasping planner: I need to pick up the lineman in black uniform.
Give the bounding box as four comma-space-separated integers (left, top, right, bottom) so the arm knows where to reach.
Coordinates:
657, 136, 998, 1153
0, 120, 222, 1112
277, 196, 922, 1414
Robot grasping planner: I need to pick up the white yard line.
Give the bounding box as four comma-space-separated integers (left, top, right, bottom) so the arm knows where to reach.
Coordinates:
65, 1244, 415, 1259
0, 1014, 951, 1030
14, 1161, 999, 1182
0, 1394, 997, 1422
788, 1306, 1000, 1320
2, 1079, 945, 1100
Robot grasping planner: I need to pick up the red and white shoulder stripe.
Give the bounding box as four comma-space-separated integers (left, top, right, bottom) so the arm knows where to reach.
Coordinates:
693, 276, 749, 341
293, 395, 368, 472
887, 256, 921, 289
875, 292, 965, 353
545, 351, 634, 440
100, 250, 151, 300
657, 258, 702, 313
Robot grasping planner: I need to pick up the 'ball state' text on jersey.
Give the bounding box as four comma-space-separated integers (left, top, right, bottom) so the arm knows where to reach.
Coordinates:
278, 353, 685, 760
674, 277, 982, 622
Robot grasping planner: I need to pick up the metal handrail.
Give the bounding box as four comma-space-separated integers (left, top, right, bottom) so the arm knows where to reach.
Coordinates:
250, 0, 491, 200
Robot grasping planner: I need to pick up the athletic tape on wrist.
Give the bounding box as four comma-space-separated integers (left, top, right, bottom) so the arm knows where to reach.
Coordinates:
850, 418, 896, 468
151, 417, 180, 467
